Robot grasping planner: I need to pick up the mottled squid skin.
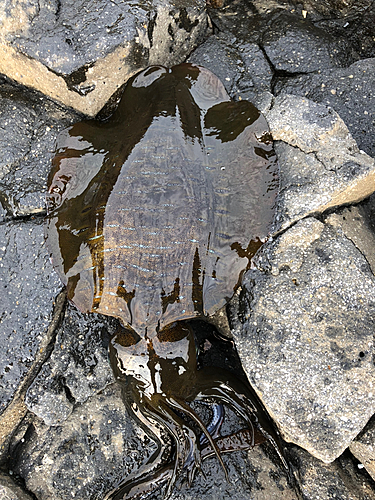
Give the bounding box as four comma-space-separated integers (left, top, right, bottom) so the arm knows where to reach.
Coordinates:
46, 63, 282, 498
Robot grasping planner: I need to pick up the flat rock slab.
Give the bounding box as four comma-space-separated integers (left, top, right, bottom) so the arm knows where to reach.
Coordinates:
232, 216, 375, 463
0, 79, 79, 219
0, 219, 61, 416
275, 58, 375, 158
266, 94, 375, 232
0, 0, 207, 115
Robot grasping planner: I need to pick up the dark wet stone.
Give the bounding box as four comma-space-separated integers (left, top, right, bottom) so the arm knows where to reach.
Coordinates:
188, 33, 273, 110
13, 384, 158, 500
0, 218, 62, 416
165, 445, 297, 500
261, 11, 346, 73
274, 58, 375, 158
287, 446, 375, 499
0, 80, 79, 218
25, 304, 117, 425
315, 1, 375, 60
207, 3, 351, 70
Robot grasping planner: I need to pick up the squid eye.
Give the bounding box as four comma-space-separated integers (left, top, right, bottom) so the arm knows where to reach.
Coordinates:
157, 322, 191, 343
47, 175, 71, 210
114, 324, 141, 347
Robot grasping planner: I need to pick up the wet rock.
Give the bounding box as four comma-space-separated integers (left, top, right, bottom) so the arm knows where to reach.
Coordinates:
274, 59, 375, 158
0, 472, 34, 500
188, 33, 273, 111
261, 11, 345, 73
13, 383, 158, 500
350, 416, 375, 482
315, 1, 375, 60
208, 3, 351, 69
25, 305, 117, 426
288, 446, 375, 499
296, 0, 372, 19
0, 219, 62, 417
165, 445, 298, 500
266, 94, 375, 231
231, 216, 375, 463
0, 79, 79, 218
0, 0, 207, 115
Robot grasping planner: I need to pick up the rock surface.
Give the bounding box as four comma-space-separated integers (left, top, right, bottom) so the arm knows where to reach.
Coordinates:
0, 472, 34, 500
275, 58, 375, 158
0, 79, 79, 219
188, 32, 273, 111
288, 446, 375, 499
231, 215, 375, 462
0, 0, 207, 115
350, 416, 375, 482
266, 94, 375, 231
25, 305, 116, 426
0, 219, 62, 416
13, 384, 156, 500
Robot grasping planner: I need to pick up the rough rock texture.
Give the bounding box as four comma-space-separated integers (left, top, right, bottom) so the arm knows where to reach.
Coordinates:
13, 390, 298, 500
266, 94, 375, 231
261, 10, 345, 72
231, 216, 375, 462
0, 0, 207, 115
208, 3, 352, 67
288, 446, 375, 499
165, 445, 297, 500
275, 58, 375, 158
188, 33, 273, 111
0, 78, 79, 219
25, 305, 116, 426
0, 472, 34, 500
0, 219, 62, 416
350, 416, 375, 482
13, 384, 157, 500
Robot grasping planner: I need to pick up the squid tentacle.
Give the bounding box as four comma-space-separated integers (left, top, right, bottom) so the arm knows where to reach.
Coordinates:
166, 397, 229, 484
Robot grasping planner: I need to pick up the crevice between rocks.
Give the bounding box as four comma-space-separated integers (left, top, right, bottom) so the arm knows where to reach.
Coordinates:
0, 290, 66, 464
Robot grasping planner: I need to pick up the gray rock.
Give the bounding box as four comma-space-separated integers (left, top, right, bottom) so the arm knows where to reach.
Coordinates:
275, 59, 375, 158
0, 219, 62, 416
315, 1, 375, 60
231, 216, 375, 463
261, 11, 345, 73
326, 204, 375, 275
350, 416, 375, 482
207, 3, 351, 68
0, 79, 80, 218
188, 33, 273, 111
266, 94, 375, 231
288, 446, 375, 499
0, 0, 207, 115
0, 472, 34, 500
25, 304, 117, 426
166, 445, 297, 500
13, 383, 158, 500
